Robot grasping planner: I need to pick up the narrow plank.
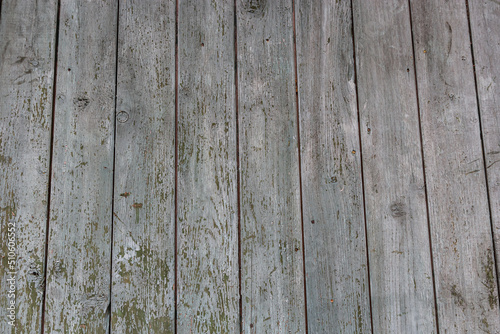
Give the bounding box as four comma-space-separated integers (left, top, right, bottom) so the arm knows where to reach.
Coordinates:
177, 0, 239, 332
0, 0, 57, 331
352, 0, 437, 332
237, 0, 306, 332
469, 0, 500, 291
410, 0, 500, 331
111, 1, 176, 332
295, 1, 371, 332
43, 0, 117, 332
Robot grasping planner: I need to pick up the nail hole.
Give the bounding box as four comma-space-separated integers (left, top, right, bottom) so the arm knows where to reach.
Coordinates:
117, 111, 129, 123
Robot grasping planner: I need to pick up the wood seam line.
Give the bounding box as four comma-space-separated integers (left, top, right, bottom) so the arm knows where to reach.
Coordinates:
291, 1, 309, 332
40, 1, 61, 332
174, 0, 179, 331
407, 1, 441, 332
349, 0, 374, 332
233, 0, 243, 332
107, 0, 121, 332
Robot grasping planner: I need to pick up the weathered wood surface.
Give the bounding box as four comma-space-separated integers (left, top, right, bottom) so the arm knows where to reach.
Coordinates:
111, 1, 176, 333
177, 0, 239, 332
295, 0, 371, 332
43, 0, 117, 332
2, 0, 500, 331
410, 0, 500, 332
237, 0, 306, 332
352, 0, 437, 332
469, 0, 500, 292
0, 0, 57, 332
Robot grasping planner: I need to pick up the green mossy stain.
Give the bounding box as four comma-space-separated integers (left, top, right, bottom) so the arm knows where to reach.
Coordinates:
114, 300, 146, 329
483, 252, 498, 309
356, 300, 363, 333
450, 284, 466, 308
132, 203, 143, 224
0, 154, 12, 164
481, 317, 490, 333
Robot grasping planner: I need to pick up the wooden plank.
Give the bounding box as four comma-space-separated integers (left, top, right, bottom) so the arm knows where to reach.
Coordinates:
352, 0, 437, 332
110, 1, 176, 332
410, 0, 500, 331
177, 0, 239, 332
295, 1, 371, 332
0, 0, 57, 331
237, 0, 306, 332
469, 0, 500, 293
43, 0, 117, 332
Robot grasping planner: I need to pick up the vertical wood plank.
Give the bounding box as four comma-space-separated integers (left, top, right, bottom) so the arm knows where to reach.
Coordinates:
177, 0, 239, 332
410, 0, 500, 331
237, 0, 306, 332
295, 1, 371, 332
111, 1, 176, 332
469, 0, 500, 293
0, 0, 57, 331
43, 0, 117, 332
352, 0, 437, 332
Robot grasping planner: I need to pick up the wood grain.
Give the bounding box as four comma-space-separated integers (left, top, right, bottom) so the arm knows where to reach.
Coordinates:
352, 0, 437, 332
295, 0, 371, 332
0, 0, 57, 332
111, 1, 176, 333
469, 0, 500, 296
177, 0, 239, 332
3, 1, 500, 331
43, 0, 117, 332
237, 0, 306, 332
410, 0, 500, 332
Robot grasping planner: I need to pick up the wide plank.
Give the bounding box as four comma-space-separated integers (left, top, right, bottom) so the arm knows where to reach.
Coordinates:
295, 0, 371, 332
177, 0, 239, 332
469, 0, 500, 293
352, 0, 437, 332
110, 1, 176, 332
237, 0, 306, 332
43, 0, 118, 332
410, 0, 500, 331
0, 0, 57, 331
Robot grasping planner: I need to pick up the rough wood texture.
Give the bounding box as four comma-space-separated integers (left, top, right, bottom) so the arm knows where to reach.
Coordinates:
111, 1, 176, 333
352, 0, 437, 332
4, 1, 500, 331
410, 0, 500, 332
43, 0, 117, 332
295, 1, 371, 332
177, 0, 239, 332
469, 0, 500, 292
237, 0, 306, 332
0, 0, 57, 332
